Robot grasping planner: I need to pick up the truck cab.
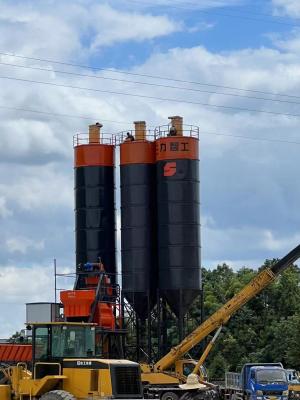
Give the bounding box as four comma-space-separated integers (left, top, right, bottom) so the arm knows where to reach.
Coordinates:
225, 363, 289, 400
243, 364, 288, 400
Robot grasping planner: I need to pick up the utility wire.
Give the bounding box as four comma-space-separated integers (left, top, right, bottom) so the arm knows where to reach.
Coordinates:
125, 0, 300, 27
212, 4, 298, 20
1, 51, 299, 100
1, 103, 300, 145
0, 105, 131, 125
2, 74, 300, 120
2, 61, 300, 106
116, 0, 300, 23
200, 130, 300, 145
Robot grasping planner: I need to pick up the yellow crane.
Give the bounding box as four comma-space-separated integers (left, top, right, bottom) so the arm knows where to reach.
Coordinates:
141, 244, 300, 399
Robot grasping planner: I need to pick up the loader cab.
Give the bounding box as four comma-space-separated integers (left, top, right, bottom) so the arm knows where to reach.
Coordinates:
14, 322, 143, 399
30, 322, 96, 363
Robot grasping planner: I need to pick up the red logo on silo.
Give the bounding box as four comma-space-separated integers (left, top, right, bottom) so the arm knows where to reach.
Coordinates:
164, 162, 177, 177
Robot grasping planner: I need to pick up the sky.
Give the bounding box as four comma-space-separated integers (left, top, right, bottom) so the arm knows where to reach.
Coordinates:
1, 0, 300, 336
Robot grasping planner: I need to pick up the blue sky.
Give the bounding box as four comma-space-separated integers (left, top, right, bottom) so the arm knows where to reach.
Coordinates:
1, 0, 300, 336
90, 0, 297, 67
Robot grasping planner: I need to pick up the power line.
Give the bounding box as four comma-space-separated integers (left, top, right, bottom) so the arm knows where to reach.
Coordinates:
120, 0, 296, 22
2, 61, 300, 106
1, 103, 300, 145
200, 130, 300, 146
125, 0, 300, 27
216, 4, 297, 20
0, 105, 131, 125
2, 74, 300, 120
1, 51, 299, 101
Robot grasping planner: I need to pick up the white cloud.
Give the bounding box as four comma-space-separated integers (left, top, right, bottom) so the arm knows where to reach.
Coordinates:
0, 197, 12, 218
202, 216, 300, 267
0, 3, 83, 60
0, 164, 73, 212
90, 4, 180, 49
272, 0, 300, 18
0, 2, 181, 58
270, 29, 300, 54
114, 0, 242, 10
0, 118, 68, 164
261, 230, 300, 252
187, 22, 215, 33
6, 237, 45, 254
0, 264, 73, 337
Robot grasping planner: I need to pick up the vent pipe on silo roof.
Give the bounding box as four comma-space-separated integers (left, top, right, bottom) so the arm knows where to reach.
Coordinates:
134, 121, 146, 140
89, 122, 103, 144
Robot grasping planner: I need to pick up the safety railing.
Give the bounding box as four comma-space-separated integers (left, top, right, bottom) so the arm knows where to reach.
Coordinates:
73, 133, 115, 146
73, 127, 199, 146
114, 129, 156, 144
154, 124, 199, 139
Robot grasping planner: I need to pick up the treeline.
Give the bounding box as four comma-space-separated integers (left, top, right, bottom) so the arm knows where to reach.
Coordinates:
189, 260, 300, 378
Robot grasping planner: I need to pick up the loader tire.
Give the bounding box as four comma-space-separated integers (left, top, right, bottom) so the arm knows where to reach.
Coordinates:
40, 390, 76, 400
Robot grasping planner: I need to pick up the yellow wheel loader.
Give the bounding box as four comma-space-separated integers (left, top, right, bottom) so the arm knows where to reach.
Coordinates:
0, 322, 143, 400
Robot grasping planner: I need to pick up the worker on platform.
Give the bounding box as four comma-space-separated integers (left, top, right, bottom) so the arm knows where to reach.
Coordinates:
125, 132, 134, 141
167, 126, 177, 136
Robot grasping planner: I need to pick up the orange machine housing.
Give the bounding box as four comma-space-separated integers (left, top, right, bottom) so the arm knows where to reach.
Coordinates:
60, 290, 95, 318
60, 287, 115, 330
0, 344, 32, 362
95, 304, 115, 331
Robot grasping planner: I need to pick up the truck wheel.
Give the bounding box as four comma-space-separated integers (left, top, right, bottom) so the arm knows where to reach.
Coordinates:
40, 390, 76, 400
161, 391, 179, 400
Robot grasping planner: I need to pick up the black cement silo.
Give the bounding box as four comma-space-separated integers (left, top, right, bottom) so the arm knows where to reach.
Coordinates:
74, 126, 116, 275
120, 137, 156, 319
156, 135, 201, 317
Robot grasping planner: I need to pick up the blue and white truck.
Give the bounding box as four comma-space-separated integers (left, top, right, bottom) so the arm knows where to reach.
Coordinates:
222, 363, 289, 400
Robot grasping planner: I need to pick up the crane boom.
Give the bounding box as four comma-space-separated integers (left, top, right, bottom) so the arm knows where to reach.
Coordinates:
154, 244, 300, 372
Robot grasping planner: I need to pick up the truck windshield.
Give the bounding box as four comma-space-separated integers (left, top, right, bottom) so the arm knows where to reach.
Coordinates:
52, 325, 95, 358
256, 369, 287, 384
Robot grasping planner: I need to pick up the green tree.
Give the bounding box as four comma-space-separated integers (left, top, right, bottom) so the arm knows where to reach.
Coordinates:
197, 261, 300, 378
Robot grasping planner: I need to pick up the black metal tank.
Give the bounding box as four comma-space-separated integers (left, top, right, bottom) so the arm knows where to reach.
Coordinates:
120, 138, 157, 319
156, 135, 201, 317
74, 130, 116, 276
